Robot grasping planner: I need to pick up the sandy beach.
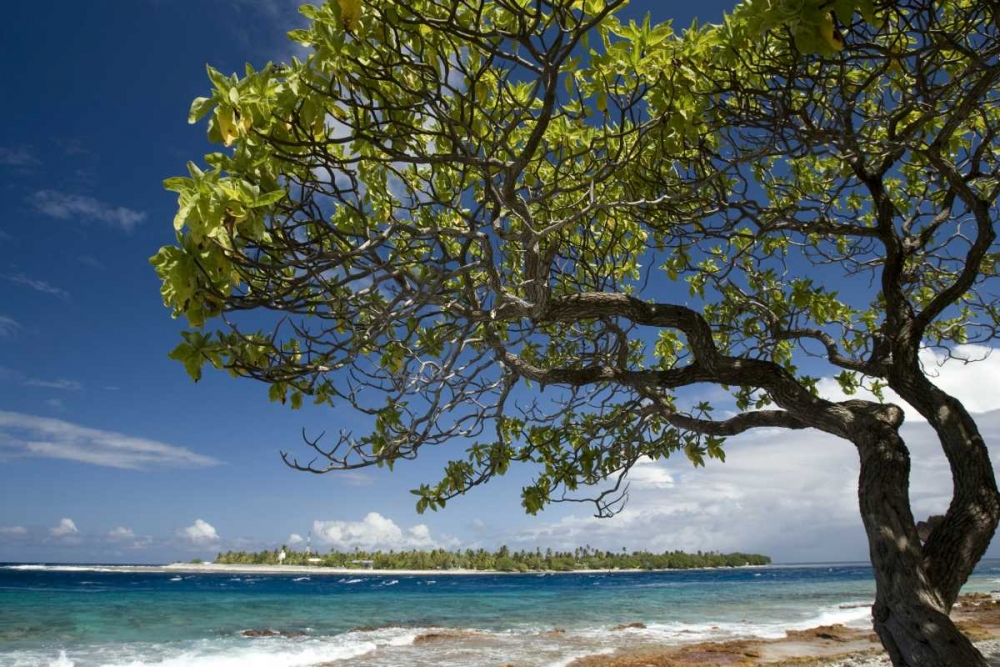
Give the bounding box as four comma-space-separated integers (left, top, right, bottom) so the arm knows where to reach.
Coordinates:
7, 562, 723, 577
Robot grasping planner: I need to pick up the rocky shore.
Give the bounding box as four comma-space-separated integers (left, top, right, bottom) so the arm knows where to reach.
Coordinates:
566, 594, 1000, 667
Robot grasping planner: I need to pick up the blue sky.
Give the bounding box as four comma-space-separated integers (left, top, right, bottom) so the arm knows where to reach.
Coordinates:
2, 0, 999, 565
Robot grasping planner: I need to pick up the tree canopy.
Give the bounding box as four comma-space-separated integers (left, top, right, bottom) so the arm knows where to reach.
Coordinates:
154, 1, 1000, 664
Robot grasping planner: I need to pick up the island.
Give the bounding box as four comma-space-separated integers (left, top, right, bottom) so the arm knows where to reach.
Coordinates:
210, 546, 771, 572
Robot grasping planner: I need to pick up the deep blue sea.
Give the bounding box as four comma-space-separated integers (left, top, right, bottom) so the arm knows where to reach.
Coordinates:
2, 561, 1000, 667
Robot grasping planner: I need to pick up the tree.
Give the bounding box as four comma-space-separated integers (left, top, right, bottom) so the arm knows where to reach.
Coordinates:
153, 1, 1000, 664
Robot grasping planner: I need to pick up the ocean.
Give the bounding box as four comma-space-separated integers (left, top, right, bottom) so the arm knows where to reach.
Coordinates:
2, 561, 999, 667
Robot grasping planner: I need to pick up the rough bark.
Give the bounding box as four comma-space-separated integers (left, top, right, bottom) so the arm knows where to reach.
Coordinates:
888, 356, 1000, 610
854, 418, 989, 667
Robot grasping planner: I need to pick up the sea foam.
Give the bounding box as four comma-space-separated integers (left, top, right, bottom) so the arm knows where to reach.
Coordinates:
19, 630, 424, 667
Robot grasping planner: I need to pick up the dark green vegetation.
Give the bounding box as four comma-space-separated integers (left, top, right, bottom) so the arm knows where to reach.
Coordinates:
213, 546, 770, 571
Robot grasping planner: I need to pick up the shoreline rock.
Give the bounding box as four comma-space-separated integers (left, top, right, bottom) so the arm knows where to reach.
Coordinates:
568, 593, 1000, 667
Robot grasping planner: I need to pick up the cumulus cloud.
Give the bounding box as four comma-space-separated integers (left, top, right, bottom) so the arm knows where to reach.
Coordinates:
817, 345, 1000, 420
0, 411, 222, 470
29, 190, 146, 232
312, 512, 455, 551
0, 526, 27, 536
625, 458, 676, 489
183, 519, 219, 544
287, 533, 304, 546
511, 409, 1000, 563
3, 273, 70, 299
50, 518, 78, 538
506, 352, 1000, 561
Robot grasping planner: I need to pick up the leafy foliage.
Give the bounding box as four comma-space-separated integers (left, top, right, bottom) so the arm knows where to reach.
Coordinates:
154, 0, 1000, 523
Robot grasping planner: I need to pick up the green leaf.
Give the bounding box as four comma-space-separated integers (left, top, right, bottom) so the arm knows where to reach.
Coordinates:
252, 190, 287, 208
206, 65, 229, 91
287, 29, 313, 45
163, 177, 192, 193
595, 89, 608, 114
857, 0, 877, 24
188, 97, 215, 124
832, 0, 854, 26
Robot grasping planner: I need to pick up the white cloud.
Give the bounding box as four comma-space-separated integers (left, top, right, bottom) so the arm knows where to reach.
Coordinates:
0, 146, 39, 167
817, 345, 1000, 421
3, 273, 70, 299
288, 533, 304, 546
108, 526, 135, 540
44, 398, 65, 412
29, 190, 146, 232
511, 408, 1000, 563
0, 316, 20, 338
508, 349, 1000, 561
183, 519, 220, 544
626, 457, 675, 489
312, 512, 456, 551
25, 378, 82, 391
0, 411, 222, 470
0, 526, 27, 536
107, 526, 151, 550
50, 518, 78, 538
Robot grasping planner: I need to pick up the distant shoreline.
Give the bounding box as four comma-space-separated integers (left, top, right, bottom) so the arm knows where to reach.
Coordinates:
2, 562, 769, 576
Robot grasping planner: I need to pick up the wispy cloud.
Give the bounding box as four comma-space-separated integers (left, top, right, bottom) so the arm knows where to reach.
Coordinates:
44, 398, 65, 412
0, 146, 40, 167
0, 411, 223, 470
0, 526, 27, 536
29, 190, 146, 232
109, 526, 135, 540
3, 273, 70, 299
55, 139, 90, 157
228, 0, 299, 18
108, 526, 151, 550
78, 255, 105, 270
25, 378, 82, 391
0, 315, 20, 338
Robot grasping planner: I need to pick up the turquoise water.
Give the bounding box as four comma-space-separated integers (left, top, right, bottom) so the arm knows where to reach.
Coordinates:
2, 562, 998, 666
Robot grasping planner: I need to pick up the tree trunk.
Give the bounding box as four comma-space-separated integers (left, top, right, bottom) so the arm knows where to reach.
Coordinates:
888, 366, 1000, 609
854, 419, 989, 667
